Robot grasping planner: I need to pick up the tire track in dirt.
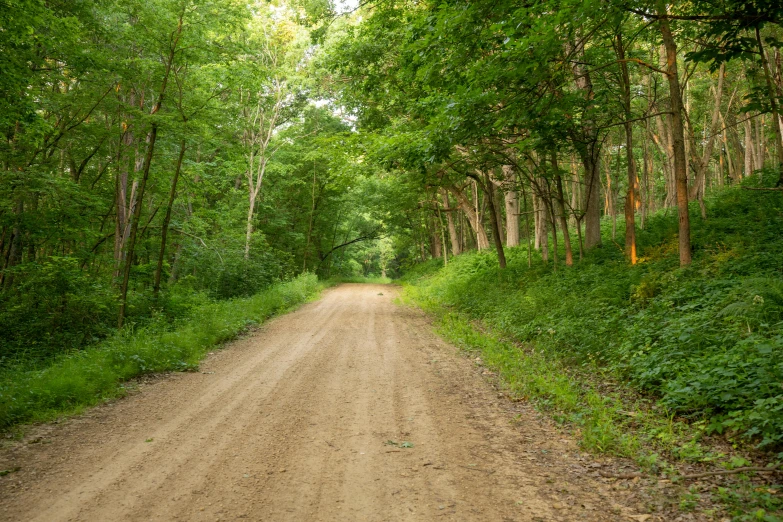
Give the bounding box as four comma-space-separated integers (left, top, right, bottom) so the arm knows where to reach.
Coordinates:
0, 284, 649, 521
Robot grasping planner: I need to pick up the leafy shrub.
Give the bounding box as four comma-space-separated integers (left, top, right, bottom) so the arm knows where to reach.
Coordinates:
178, 237, 296, 299
0, 257, 116, 364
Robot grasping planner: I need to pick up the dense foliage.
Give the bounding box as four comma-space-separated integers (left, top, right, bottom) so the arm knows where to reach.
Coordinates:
403, 184, 783, 448
0, 0, 394, 366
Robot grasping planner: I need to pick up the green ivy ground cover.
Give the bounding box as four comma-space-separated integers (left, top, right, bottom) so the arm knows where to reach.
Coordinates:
402, 185, 783, 450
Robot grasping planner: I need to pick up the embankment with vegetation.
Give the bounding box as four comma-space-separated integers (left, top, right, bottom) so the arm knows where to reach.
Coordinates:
403, 185, 782, 460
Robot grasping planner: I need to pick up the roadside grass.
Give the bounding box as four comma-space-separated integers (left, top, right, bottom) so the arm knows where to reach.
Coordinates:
401, 288, 665, 458
400, 290, 783, 521
0, 274, 323, 433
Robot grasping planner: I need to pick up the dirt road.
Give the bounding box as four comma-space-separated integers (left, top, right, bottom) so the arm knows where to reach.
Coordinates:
0, 284, 649, 521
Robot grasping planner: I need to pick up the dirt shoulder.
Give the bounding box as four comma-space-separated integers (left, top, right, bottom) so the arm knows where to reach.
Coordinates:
0, 284, 653, 521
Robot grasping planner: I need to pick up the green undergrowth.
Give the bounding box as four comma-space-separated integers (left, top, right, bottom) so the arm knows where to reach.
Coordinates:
401, 183, 783, 520
402, 304, 783, 521
403, 183, 783, 450
0, 273, 323, 432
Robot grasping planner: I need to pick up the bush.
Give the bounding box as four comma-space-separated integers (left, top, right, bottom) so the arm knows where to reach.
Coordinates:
178, 238, 296, 299
0, 257, 116, 365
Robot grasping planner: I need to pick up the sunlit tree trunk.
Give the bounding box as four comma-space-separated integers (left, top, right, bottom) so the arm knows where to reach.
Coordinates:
242, 78, 285, 259
615, 33, 638, 264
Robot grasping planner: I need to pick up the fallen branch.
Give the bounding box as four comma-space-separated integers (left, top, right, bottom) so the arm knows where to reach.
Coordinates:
680, 464, 781, 480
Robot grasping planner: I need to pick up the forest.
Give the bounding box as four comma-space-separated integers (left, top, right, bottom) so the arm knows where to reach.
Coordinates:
1, 0, 783, 517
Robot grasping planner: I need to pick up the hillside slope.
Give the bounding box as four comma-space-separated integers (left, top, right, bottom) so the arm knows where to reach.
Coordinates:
403, 183, 783, 450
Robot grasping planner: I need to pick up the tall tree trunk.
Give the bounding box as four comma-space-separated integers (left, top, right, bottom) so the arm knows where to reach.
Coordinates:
720, 112, 734, 183
533, 188, 549, 262
641, 119, 651, 228
604, 156, 617, 241
243, 77, 286, 259
658, 0, 692, 266
546, 185, 559, 269
429, 211, 442, 258
687, 64, 724, 219
118, 10, 183, 327
436, 200, 448, 266
568, 38, 602, 249
653, 49, 678, 209
744, 117, 755, 177
245, 190, 257, 259
521, 182, 533, 268
441, 190, 461, 255
533, 189, 543, 250
118, 126, 158, 327
755, 114, 765, 168
616, 33, 638, 264
578, 148, 602, 249
153, 139, 186, 300
654, 113, 677, 207
552, 151, 573, 266
494, 181, 505, 245
569, 156, 581, 227
482, 172, 507, 268
113, 109, 136, 281
755, 27, 783, 185
502, 165, 520, 247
